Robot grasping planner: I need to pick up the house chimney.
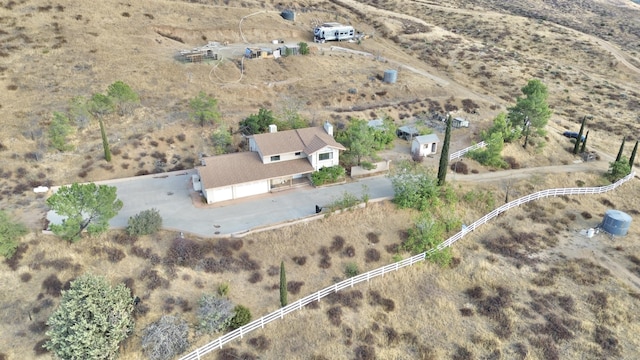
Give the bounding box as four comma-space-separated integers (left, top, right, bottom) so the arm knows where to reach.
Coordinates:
269, 124, 277, 133
323, 121, 333, 137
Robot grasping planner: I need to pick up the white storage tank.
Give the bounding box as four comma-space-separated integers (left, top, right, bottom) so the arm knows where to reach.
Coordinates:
601, 210, 632, 236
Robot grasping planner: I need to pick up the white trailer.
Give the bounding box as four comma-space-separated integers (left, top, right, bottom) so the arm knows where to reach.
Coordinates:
314, 22, 355, 43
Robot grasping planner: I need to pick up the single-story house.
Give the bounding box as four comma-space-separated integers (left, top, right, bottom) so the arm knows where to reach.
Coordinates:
195, 122, 346, 204
411, 134, 440, 157
396, 125, 419, 140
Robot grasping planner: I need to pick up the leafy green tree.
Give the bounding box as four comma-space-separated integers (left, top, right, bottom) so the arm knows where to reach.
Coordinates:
45, 274, 135, 360
88, 93, 115, 118
211, 128, 233, 155
467, 132, 507, 168
46, 183, 123, 242
336, 118, 377, 166
69, 96, 91, 129
49, 112, 75, 152
371, 116, 396, 150
507, 79, 552, 137
142, 315, 189, 360
197, 294, 234, 333
437, 115, 452, 186
482, 112, 519, 143
581, 130, 590, 153
239, 108, 277, 135
629, 140, 638, 169
404, 212, 443, 254
607, 157, 631, 182
390, 160, 439, 211
280, 261, 287, 307
276, 96, 308, 130
298, 41, 309, 55
0, 211, 28, 258
574, 116, 587, 154
615, 138, 625, 162
107, 81, 140, 116
127, 209, 163, 236
189, 91, 221, 127
228, 305, 252, 330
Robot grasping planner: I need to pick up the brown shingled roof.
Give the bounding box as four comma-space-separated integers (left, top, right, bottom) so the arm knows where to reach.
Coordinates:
197, 152, 314, 189
250, 127, 345, 157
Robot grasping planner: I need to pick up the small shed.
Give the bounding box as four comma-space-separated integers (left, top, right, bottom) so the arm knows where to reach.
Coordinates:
412, 134, 440, 157
396, 126, 419, 140
453, 117, 469, 128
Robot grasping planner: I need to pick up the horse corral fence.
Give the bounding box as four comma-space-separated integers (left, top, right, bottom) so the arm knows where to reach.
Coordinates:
180, 171, 635, 360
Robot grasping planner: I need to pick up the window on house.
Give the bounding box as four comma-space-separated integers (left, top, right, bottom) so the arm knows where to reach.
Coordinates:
295, 152, 301, 156
270, 155, 281, 161
319, 152, 332, 161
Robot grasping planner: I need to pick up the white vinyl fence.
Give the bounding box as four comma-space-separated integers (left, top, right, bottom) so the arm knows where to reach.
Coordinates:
449, 141, 486, 161
180, 172, 635, 360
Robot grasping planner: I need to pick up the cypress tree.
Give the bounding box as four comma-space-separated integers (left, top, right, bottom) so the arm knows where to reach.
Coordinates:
580, 130, 589, 153
437, 115, 452, 186
573, 116, 586, 154
99, 118, 111, 162
279, 261, 287, 307
629, 140, 638, 169
615, 138, 625, 163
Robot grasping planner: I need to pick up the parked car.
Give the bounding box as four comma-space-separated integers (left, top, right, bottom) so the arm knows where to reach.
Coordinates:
562, 131, 585, 142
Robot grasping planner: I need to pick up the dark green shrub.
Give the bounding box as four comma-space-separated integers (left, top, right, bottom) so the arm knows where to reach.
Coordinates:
311, 166, 345, 186
127, 209, 162, 236
0, 210, 28, 258
345, 263, 359, 278
228, 305, 252, 330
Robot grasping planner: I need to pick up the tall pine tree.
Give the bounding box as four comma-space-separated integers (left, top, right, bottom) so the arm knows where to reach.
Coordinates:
574, 116, 587, 154
615, 138, 626, 162
437, 115, 452, 186
629, 140, 638, 169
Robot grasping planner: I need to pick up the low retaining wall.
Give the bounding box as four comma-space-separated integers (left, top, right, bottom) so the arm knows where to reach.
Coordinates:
351, 160, 391, 178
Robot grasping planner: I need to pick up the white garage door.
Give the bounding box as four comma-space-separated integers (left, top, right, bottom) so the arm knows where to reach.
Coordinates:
211, 186, 233, 203
234, 180, 269, 199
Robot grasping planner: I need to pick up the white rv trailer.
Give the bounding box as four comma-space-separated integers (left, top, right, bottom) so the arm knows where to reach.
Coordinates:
314, 22, 355, 43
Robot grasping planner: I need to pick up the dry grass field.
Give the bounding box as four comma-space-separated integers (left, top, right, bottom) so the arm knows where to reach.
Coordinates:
1, 0, 640, 359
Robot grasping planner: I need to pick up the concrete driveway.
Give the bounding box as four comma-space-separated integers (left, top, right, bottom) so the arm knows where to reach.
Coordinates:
48, 170, 395, 238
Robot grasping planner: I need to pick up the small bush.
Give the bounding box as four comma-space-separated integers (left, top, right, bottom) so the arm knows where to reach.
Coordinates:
366, 232, 380, 244
42, 274, 64, 297
197, 294, 234, 333
127, 209, 162, 236
365, 248, 381, 263
217, 283, 229, 296
330, 236, 345, 252
292, 256, 307, 265
0, 211, 28, 258
326, 306, 343, 326
227, 305, 252, 330
20, 272, 32, 282
287, 281, 304, 295
248, 272, 262, 284
141, 315, 189, 360
247, 336, 271, 351
342, 246, 355, 257
345, 263, 359, 277
450, 161, 469, 174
